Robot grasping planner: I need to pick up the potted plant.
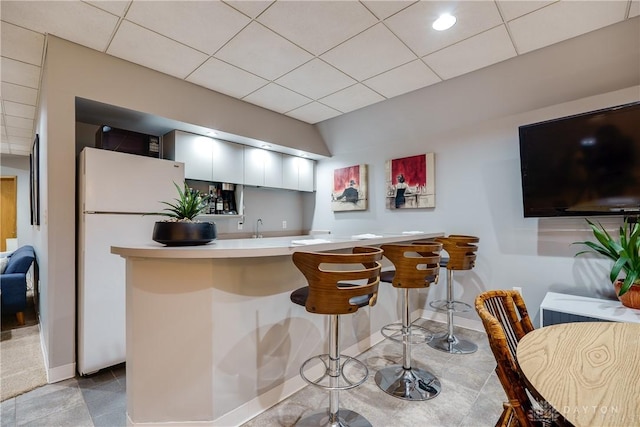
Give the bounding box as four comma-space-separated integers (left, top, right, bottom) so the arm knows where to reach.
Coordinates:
574, 218, 640, 309
150, 182, 217, 246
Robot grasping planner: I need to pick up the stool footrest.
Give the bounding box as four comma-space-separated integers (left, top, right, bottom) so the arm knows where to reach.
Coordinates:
300, 353, 368, 391
429, 299, 472, 313
381, 322, 432, 345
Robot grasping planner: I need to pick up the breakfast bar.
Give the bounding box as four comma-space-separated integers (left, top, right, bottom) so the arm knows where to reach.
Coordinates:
112, 232, 442, 426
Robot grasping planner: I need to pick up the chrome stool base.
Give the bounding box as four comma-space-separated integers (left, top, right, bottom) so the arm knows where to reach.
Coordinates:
375, 365, 441, 400
296, 408, 372, 427
428, 332, 477, 354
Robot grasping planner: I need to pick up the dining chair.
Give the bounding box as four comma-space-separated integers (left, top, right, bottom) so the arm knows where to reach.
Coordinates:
475, 290, 562, 427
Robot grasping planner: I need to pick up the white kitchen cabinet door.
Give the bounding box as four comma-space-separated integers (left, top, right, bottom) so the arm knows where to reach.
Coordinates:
298, 157, 315, 192
244, 147, 283, 188
264, 151, 283, 188
243, 147, 265, 186
282, 154, 299, 190
283, 154, 315, 192
211, 139, 244, 184
168, 131, 213, 181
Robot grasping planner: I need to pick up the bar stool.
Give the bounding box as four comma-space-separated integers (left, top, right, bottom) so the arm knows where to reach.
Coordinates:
375, 242, 442, 401
290, 246, 383, 427
428, 235, 479, 354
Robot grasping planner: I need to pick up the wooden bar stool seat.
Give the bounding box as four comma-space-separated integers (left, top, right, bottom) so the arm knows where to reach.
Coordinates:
290, 246, 383, 427
375, 242, 442, 401
428, 235, 479, 354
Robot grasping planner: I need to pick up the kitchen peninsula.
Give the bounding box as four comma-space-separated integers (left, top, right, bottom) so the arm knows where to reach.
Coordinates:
112, 232, 442, 426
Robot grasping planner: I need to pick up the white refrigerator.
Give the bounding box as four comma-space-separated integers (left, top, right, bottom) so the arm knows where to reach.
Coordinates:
78, 147, 184, 375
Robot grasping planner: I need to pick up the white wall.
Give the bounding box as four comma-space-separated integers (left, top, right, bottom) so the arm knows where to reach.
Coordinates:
39, 35, 328, 378
314, 17, 640, 325
0, 155, 33, 247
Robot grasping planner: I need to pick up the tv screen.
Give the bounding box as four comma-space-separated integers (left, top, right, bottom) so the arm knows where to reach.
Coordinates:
519, 101, 640, 217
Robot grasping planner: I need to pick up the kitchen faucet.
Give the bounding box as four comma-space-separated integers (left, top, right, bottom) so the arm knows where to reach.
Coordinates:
256, 218, 263, 238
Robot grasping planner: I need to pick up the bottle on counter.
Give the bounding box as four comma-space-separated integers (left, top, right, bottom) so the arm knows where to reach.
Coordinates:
216, 187, 223, 214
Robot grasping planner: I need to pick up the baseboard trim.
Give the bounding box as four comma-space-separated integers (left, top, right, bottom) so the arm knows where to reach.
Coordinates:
39, 325, 75, 383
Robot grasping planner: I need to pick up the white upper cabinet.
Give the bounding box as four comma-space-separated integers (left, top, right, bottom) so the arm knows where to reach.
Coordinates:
163, 130, 243, 184
165, 130, 314, 191
243, 147, 283, 188
283, 154, 315, 192
211, 139, 244, 184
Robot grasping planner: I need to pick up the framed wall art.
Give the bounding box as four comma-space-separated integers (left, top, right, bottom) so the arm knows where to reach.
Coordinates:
385, 153, 435, 209
331, 164, 368, 212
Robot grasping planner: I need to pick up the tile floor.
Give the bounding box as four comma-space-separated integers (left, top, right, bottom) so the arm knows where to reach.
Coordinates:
0, 320, 505, 426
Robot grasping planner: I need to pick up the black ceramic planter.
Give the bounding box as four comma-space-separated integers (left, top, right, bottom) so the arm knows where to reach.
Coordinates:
152, 221, 217, 246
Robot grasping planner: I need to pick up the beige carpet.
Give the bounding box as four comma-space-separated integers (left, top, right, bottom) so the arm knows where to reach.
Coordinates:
1, 292, 47, 401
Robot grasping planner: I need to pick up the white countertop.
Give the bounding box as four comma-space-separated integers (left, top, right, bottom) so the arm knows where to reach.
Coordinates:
111, 232, 443, 259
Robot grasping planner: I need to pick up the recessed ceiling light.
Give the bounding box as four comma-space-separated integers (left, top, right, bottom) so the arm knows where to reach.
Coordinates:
432, 13, 456, 31
261, 144, 271, 149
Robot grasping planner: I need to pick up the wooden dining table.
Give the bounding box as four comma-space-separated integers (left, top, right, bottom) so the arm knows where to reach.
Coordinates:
516, 321, 640, 427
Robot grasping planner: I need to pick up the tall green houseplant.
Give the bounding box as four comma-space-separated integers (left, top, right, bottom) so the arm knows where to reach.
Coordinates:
574, 219, 640, 296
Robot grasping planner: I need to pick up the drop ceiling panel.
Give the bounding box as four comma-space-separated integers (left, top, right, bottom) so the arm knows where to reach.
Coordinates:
286, 101, 341, 123
1, 22, 45, 66
84, 0, 131, 17
4, 116, 33, 130
243, 83, 311, 114
5, 126, 33, 138
319, 83, 385, 113
1, 0, 119, 51
363, 59, 441, 99
187, 57, 268, 99
107, 21, 209, 79
276, 59, 356, 99
630, 0, 639, 17
496, 0, 555, 21
361, 0, 417, 20
424, 25, 517, 80
125, 1, 250, 55
0, 58, 40, 89
224, 0, 273, 18
257, 1, 378, 55
508, 0, 629, 54
384, 1, 503, 57
321, 23, 417, 81
215, 21, 313, 80
3, 101, 36, 119
1, 83, 38, 105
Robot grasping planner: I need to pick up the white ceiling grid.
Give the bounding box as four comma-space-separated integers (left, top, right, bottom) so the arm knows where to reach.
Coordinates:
0, 0, 637, 156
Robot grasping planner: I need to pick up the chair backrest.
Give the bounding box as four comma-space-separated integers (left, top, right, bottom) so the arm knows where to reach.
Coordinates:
435, 235, 478, 270
4, 245, 35, 275
292, 246, 383, 315
379, 243, 441, 289
474, 290, 536, 426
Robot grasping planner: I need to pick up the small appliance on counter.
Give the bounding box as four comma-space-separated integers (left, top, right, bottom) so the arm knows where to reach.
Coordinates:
95, 125, 160, 158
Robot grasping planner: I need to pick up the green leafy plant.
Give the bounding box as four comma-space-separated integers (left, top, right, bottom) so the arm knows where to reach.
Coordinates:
574, 219, 640, 296
153, 182, 210, 221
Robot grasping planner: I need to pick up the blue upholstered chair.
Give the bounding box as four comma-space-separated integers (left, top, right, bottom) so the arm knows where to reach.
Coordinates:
1, 245, 36, 325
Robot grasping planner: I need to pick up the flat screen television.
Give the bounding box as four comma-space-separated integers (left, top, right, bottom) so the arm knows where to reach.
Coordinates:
519, 101, 640, 217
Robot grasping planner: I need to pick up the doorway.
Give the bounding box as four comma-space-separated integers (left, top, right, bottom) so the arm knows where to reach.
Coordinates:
1, 176, 18, 252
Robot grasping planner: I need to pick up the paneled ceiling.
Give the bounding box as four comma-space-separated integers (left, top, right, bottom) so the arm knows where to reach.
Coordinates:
1, 0, 638, 156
